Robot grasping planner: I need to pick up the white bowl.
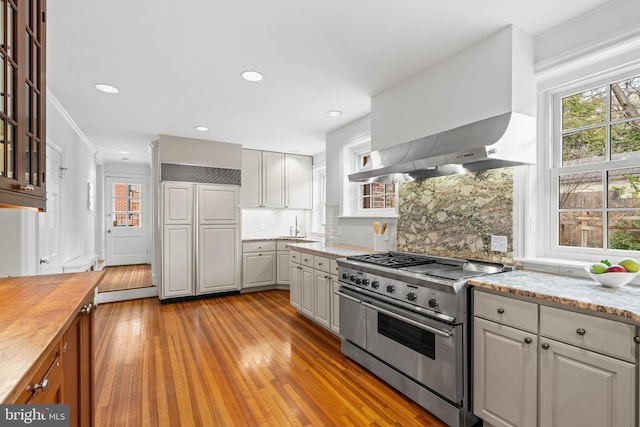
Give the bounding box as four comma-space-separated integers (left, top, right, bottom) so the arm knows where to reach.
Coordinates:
584, 266, 638, 288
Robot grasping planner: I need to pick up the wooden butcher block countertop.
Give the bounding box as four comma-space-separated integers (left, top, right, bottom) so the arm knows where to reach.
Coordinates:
0, 271, 103, 403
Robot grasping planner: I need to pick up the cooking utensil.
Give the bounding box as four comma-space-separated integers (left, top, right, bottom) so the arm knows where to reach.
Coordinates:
381, 223, 387, 235
373, 221, 380, 235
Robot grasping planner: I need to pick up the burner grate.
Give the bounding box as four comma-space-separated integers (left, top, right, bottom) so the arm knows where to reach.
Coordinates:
347, 253, 435, 269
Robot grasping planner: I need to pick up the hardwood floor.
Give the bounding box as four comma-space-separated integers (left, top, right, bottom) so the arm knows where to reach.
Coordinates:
98, 264, 152, 293
94, 290, 447, 426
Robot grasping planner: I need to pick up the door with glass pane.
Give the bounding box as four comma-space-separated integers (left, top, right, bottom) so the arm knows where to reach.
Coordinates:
106, 177, 150, 266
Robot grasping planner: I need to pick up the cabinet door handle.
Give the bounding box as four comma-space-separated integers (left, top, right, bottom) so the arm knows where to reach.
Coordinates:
634, 336, 640, 344
497, 308, 505, 314
524, 337, 532, 344
318, 262, 323, 266
576, 328, 586, 336
541, 342, 550, 350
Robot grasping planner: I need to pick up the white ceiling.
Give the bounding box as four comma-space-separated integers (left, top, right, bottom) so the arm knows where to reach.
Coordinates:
46, 0, 614, 164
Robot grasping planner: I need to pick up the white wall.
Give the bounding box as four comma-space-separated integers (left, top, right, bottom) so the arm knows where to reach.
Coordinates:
371, 25, 535, 151
323, 115, 396, 248
241, 209, 311, 239
0, 91, 98, 277
47, 93, 98, 264
158, 134, 242, 169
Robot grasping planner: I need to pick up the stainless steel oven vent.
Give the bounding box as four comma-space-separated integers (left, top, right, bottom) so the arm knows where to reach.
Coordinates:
161, 163, 241, 185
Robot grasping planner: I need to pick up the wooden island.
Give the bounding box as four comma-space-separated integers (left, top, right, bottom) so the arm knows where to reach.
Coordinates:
0, 271, 103, 427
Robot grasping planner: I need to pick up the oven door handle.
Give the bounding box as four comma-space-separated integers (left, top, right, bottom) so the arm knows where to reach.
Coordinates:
334, 290, 363, 304
361, 301, 452, 338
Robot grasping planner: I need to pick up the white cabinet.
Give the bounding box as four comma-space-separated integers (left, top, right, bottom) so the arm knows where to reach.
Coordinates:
331, 276, 340, 334
198, 185, 239, 224
473, 289, 638, 427
240, 149, 284, 208
290, 262, 302, 308
474, 317, 537, 427
473, 291, 538, 427
163, 182, 193, 224
285, 154, 312, 209
300, 265, 314, 317
242, 241, 276, 288
314, 270, 332, 329
277, 251, 291, 284
262, 151, 285, 208
240, 149, 262, 207
240, 149, 311, 209
161, 182, 240, 300
162, 224, 194, 298
538, 306, 636, 427
289, 251, 339, 335
198, 225, 240, 294
539, 338, 635, 427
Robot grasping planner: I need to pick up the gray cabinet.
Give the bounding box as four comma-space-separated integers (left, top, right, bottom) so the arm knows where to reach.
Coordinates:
473, 292, 537, 427
240, 149, 311, 209
473, 289, 638, 427
242, 241, 276, 288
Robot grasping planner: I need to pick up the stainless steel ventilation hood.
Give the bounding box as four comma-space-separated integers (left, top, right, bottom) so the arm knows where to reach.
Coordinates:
348, 112, 536, 183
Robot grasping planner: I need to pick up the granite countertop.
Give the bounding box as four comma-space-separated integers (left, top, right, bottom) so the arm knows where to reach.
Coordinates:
286, 241, 374, 258
469, 270, 640, 324
0, 271, 103, 403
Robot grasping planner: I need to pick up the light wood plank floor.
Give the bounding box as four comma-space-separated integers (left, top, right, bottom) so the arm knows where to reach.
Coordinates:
98, 264, 152, 293
94, 290, 447, 427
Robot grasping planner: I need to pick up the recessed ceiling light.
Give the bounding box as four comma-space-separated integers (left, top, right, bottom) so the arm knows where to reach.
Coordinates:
194, 126, 209, 132
326, 110, 342, 117
241, 70, 263, 82
117, 150, 130, 154
95, 83, 120, 94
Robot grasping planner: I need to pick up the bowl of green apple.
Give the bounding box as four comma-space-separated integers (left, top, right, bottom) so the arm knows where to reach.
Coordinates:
585, 258, 640, 288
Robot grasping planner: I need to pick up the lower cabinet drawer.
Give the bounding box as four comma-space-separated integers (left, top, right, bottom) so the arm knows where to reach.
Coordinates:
540, 305, 636, 362
300, 253, 314, 268
474, 290, 538, 333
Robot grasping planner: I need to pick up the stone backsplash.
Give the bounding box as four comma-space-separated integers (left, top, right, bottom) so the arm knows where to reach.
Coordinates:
397, 168, 514, 264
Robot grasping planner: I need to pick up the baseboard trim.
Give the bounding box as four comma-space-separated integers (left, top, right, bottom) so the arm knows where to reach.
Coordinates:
96, 286, 158, 304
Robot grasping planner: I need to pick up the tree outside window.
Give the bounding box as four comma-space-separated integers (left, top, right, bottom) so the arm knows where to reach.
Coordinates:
557, 74, 640, 251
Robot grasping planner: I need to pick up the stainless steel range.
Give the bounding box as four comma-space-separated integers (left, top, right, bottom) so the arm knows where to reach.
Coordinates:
336, 251, 505, 427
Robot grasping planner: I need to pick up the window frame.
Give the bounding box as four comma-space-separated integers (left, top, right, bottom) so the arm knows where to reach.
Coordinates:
342, 137, 398, 218
541, 67, 640, 261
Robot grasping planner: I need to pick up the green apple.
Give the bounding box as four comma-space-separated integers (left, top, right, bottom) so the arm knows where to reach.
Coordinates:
590, 262, 609, 274
618, 258, 640, 273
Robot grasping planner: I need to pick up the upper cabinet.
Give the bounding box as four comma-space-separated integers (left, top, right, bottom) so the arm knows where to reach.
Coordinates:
0, 0, 47, 210
241, 149, 312, 209
285, 154, 312, 209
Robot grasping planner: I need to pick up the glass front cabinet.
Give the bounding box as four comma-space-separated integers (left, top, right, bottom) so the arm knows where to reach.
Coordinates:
0, 0, 47, 210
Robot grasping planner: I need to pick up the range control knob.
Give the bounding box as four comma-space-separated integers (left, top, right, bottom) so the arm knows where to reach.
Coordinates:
355, 278, 362, 285
349, 275, 357, 282
371, 280, 380, 289
386, 285, 395, 293
428, 298, 439, 309
342, 273, 349, 280
406, 292, 417, 302
362, 278, 370, 286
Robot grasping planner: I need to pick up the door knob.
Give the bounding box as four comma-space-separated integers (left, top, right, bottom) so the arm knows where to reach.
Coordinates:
107, 230, 111, 233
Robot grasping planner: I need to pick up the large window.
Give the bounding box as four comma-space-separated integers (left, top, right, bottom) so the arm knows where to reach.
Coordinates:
553, 73, 640, 252
357, 153, 396, 211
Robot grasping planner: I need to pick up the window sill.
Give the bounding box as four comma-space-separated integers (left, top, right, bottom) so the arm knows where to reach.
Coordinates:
514, 257, 640, 286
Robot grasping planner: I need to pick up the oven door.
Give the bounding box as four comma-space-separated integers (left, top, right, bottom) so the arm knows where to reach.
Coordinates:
363, 298, 463, 403
337, 287, 367, 349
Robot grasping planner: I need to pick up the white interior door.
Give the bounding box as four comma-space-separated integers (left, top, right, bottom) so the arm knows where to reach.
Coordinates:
106, 176, 150, 266
38, 144, 63, 274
